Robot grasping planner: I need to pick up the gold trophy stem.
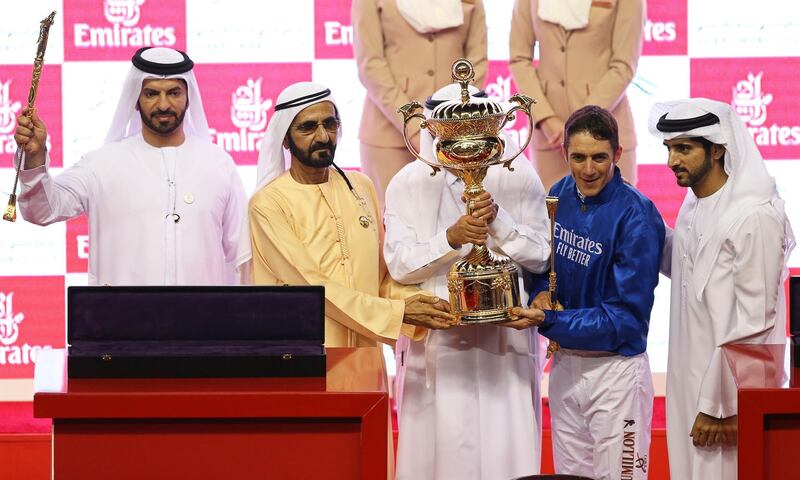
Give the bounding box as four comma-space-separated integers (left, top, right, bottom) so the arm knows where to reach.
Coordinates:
545, 196, 559, 309
4, 11, 56, 223
460, 168, 490, 265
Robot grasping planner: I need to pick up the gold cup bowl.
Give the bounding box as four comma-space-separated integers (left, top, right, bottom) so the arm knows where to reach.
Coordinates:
397, 59, 535, 324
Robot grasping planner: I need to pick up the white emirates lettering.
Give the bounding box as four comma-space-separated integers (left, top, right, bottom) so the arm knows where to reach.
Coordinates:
324, 21, 353, 46
748, 125, 800, 146
74, 23, 176, 48
1, 134, 19, 154
77, 235, 90, 260
644, 19, 676, 42
0, 292, 53, 366
211, 128, 265, 153
0, 344, 52, 365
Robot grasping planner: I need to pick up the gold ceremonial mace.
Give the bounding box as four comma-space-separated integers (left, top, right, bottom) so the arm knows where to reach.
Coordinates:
545, 196, 560, 358
3, 11, 57, 222
545, 196, 559, 308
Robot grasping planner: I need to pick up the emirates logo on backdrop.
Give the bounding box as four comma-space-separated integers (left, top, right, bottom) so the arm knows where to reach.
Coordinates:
732, 72, 800, 148
67, 215, 90, 274
230, 79, 272, 133
0, 277, 63, 378
0, 291, 52, 367
642, 0, 687, 55
0, 80, 21, 136
733, 72, 772, 127
0, 72, 61, 159
104, 0, 146, 27
0, 293, 23, 346
195, 62, 312, 165
66, 0, 186, 60
691, 57, 800, 158
209, 78, 272, 154
314, 0, 354, 59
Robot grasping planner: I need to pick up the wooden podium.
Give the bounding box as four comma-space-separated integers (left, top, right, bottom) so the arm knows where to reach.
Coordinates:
723, 343, 800, 480
34, 347, 389, 480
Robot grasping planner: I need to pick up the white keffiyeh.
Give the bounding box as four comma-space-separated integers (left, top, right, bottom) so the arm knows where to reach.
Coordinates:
649, 98, 795, 298
104, 47, 210, 144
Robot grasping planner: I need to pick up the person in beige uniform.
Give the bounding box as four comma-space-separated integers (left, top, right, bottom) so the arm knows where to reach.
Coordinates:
352, 0, 487, 209
509, 0, 644, 189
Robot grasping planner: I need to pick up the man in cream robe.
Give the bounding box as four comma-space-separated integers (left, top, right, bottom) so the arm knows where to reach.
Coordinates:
244, 83, 457, 480
385, 85, 551, 480
650, 98, 795, 479
14, 47, 246, 285
244, 82, 455, 348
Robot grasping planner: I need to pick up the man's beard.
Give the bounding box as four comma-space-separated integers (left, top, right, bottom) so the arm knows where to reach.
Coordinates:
287, 134, 337, 169
674, 151, 713, 187
139, 103, 186, 135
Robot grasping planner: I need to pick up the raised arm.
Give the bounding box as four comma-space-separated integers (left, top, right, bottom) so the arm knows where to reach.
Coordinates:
16, 108, 88, 225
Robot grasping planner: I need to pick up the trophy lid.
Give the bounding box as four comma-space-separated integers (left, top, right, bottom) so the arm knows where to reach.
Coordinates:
430, 59, 504, 121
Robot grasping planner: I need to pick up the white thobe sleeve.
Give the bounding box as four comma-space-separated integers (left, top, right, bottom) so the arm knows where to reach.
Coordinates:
17, 153, 91, 225
697, 210, 786, 418
488, 168, 550, 273
220, 164, 248, 285
660, 224, 674, 277
383, 208, 466, 285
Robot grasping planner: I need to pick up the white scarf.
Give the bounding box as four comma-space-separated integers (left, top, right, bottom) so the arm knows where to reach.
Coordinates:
105, 47, 210, 144
648, 98, 796, 299
234, 82, 339, 280
537, 0, 592, 31
396, 0, 464, 34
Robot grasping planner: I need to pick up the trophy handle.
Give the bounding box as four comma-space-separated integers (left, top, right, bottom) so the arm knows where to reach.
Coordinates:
497, 94, 536, 170
397, 101, 441, 176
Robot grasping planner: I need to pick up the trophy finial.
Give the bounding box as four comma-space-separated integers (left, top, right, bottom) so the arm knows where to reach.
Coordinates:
451, 58, 475, 104
545, 196, 559, 219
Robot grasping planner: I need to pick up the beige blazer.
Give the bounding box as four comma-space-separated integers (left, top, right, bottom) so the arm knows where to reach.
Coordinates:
509, 0, 643, 151
353, 0, 488, 149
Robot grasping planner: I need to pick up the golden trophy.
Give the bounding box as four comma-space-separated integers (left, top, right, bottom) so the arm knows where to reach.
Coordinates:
4, 11, 57, 222
397, 59, 535, 324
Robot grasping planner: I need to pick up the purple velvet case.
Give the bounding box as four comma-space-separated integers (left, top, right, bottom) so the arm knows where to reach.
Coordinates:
67, 286, 326, 378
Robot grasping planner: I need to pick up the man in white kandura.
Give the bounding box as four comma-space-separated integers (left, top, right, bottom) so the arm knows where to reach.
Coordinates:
13, 46, 247, 285
650, 98, 795, 480
384, 83, 551, 480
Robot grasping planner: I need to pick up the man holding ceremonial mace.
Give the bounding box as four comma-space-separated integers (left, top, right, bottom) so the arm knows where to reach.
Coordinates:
509, 105, 665, 480
13, 47, 247, 285
4, 11, 56, 222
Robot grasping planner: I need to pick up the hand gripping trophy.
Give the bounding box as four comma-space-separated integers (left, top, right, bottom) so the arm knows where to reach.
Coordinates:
398, 59, 535, 324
